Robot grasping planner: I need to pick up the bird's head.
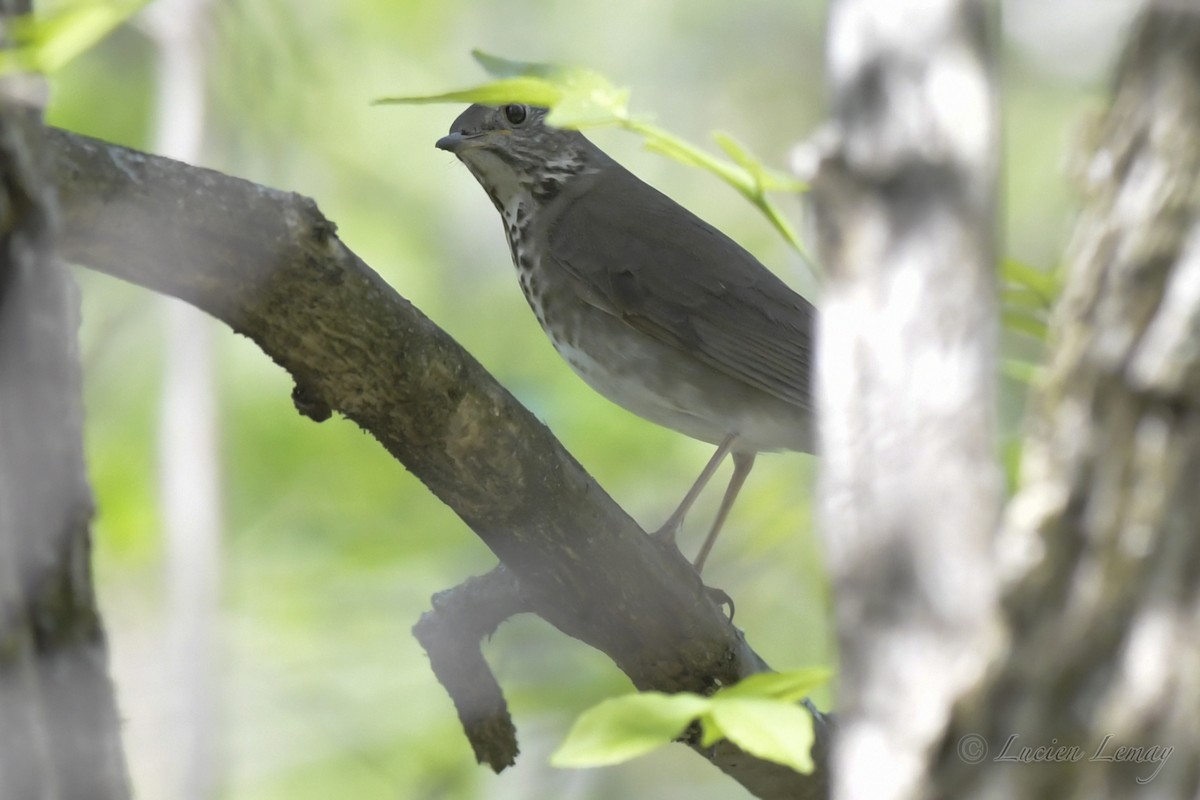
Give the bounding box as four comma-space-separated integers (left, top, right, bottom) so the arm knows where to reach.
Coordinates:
436, 104, 599, 208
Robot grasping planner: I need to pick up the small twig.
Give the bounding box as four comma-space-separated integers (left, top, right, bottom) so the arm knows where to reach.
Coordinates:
412, 566, 531, 771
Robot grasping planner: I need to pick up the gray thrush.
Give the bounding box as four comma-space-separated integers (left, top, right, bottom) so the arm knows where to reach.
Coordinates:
437, 103, 815, 571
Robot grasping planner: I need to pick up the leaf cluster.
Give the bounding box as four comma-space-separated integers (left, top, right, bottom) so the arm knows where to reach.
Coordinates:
550, 669, 830, 775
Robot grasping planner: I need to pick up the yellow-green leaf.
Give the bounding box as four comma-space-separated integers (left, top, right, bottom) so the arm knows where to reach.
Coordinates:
472, 49, 564, 80
1002, 358, 1040, 385
706, 698, 817, 773
544, 80, 630, 128
1001, 258, 1060, 305
634, 123, 748, 190
1002, 309, 1049, 341
1002, 436, 1024, 493
717, 668, 832, 703
551, 692, 711, 768
714, 132, 764, 180
373, 77, 563, 109
1, 0, 151, 76
713, 131, 806, 193
1003, 283, 1050, 310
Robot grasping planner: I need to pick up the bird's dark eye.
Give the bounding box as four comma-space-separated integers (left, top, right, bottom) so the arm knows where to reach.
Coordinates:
502, 104, 528, 125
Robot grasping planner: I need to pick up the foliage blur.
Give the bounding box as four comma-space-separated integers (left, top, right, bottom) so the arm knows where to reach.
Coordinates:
48, 0, 1135, 797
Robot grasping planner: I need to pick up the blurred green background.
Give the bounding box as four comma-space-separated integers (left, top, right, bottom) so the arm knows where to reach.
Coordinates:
47, 0, 1134, 797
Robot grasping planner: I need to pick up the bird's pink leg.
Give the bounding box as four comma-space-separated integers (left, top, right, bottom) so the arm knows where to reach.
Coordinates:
693, 451, 755, 573
653, 433, 736, 546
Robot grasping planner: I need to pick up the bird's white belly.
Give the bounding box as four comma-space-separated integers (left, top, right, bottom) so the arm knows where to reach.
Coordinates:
552, 336, 714, 438
544, 314, 811, 454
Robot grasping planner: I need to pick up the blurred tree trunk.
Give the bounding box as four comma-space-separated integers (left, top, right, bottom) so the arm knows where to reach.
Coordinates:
145, 0, 223, 797
935, 5, 1200, 798
812, 1, 1200, 798
811, 1, 1002, 796
0, 4, 130, 797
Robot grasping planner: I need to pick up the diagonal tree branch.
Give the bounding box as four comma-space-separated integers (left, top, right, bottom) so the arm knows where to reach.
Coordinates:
45, 126, 828, 800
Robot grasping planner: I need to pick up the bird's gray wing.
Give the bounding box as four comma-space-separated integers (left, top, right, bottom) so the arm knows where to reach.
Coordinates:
546, 165, 815, 411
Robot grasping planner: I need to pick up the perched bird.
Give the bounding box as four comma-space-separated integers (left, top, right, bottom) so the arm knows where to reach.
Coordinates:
437, 103, 815, 571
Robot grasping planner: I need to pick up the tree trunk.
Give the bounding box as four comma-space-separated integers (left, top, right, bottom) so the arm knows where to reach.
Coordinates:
811, 1, 1200, 798
0, 38, 130, 800
810, 1, 1002, 797
937, 4, 1200, 797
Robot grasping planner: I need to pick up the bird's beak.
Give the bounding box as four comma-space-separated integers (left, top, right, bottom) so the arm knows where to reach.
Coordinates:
435, 132, 466, 153
437, 129, 506, 154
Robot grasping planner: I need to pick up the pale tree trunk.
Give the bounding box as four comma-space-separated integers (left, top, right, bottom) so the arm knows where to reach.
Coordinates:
809, 1, 1002, 797
810, 1, 1200, 798
144, 0, 223, 797
0, 4, 130, 798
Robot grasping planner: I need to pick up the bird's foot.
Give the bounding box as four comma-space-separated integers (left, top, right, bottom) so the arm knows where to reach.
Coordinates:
650, 516, 683, 548
651, 521, 733, 619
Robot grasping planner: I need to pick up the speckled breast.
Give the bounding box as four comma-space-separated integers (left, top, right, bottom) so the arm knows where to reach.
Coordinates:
502, 199, 585, 368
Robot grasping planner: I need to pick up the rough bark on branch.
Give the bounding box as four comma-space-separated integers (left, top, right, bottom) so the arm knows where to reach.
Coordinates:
45, 127, 829, 800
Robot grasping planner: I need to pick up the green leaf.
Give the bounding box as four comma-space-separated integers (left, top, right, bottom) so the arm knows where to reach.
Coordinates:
378, 52, 630, 130
717, 668, 832, 703
373, 77, 563, 109
1002, 358, 1040, 385
1001, 309, 1049, 341
1001, 258, 1060, 306
631, 121, 809, 255
714, 131, 765, 182
551, 692, 711, 768
697, 712, 726, 748
641, 128, 744, 185
705, 698, 817, 774
1002, 283, 1050, 309
543, 76, 630, 128
713, 131, 806, 193
1002, 436, 1024, 493
0, 0, 151, 75
642, 131, 730, 174
472, 49, 564, 80
472, 50, 630, 128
